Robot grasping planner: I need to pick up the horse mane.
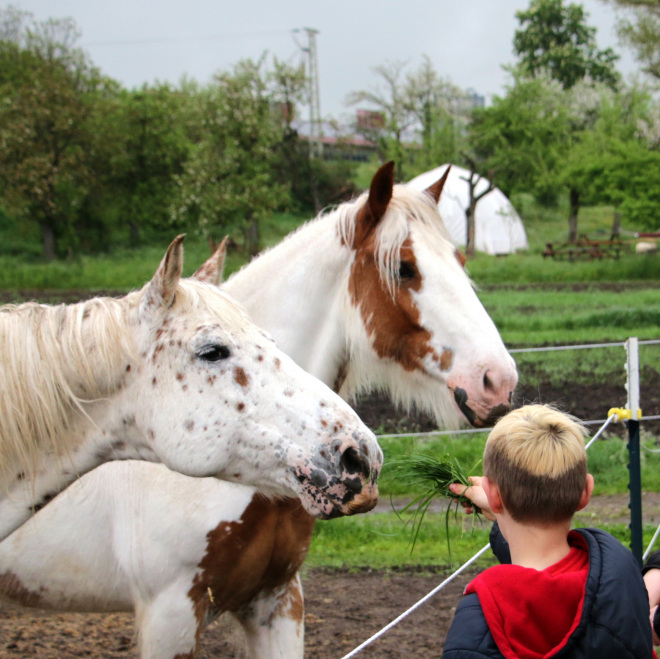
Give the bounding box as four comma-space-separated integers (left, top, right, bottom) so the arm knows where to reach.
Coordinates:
0, 279, 251, 488
0, 295, 139, 487
174, 278, 250, 329
336, 182, 455, 294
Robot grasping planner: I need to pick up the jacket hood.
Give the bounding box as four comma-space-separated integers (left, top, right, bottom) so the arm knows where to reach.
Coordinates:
464, 531, 589, 659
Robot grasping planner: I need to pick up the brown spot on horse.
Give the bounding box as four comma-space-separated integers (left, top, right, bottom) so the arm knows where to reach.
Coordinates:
233, 367, 249, 388
187, 497, 314, 635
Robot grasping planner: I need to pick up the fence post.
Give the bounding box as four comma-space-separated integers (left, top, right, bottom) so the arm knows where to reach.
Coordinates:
626, 337, 643, 567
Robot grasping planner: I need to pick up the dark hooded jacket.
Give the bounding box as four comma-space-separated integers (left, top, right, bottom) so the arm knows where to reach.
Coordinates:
442, 523, 655, 658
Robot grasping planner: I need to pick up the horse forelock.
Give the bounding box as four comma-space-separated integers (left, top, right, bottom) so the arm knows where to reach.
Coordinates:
174, 279, 251, 331
338, 183, 455, 294
0, 297, 135, 488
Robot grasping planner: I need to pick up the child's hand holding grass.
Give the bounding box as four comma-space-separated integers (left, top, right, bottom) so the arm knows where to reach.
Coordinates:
449, 476, 495, 521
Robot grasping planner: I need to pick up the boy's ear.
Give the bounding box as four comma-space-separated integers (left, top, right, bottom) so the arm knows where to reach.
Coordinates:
576, 473, 595, 512
482, 476, 504, 515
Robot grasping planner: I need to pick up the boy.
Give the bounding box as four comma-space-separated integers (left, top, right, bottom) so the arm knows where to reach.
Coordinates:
443, 404, 655, 658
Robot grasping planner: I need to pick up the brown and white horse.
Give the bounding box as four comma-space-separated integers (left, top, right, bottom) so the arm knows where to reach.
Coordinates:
0, 162, 517, 657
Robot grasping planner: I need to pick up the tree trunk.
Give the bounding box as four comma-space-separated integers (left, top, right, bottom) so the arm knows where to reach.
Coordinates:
568, 188, 580, 243
310, 169, 321, 214
611, 212, 621, 240
40, 220, 56, 262
129, 219, 140, 247
246, 213, 260, 258
465, 202, 477, 258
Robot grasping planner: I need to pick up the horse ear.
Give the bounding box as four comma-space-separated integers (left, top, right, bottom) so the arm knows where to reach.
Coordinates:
140, 234, 185, 318
352, 161, 395, 246
193, 236, 227, 286
425, 165, 451, 204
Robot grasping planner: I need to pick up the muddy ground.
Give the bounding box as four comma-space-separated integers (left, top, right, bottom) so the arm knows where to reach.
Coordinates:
0, 286, 659, 657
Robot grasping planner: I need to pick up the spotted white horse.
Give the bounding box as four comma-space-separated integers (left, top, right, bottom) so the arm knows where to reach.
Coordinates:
0, 163, 517, 658
0, 235, 381, 542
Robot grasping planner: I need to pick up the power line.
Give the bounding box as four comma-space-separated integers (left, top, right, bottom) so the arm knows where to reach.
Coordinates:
82, 29, 293, 48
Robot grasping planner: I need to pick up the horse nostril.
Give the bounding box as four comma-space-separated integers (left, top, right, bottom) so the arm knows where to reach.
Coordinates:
339, 446, 364, 476
483, 370, 495, 393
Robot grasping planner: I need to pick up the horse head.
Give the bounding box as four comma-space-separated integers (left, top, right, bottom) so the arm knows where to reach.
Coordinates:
132, 236, 383, 519
343, 162, 517, 428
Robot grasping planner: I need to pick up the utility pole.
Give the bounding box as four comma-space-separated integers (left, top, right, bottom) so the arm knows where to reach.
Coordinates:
301, 27, 322, 159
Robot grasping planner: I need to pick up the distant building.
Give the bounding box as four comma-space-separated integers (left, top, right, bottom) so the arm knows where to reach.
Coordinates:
293, 89, 485, 161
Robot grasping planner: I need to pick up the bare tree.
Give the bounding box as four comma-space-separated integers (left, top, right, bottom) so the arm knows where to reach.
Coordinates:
461, 156, 496, 258
345, 61, 414, 179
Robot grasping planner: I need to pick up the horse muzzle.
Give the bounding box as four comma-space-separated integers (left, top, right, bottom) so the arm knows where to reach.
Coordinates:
292, 436, 382, 519
452, 386, 512, 428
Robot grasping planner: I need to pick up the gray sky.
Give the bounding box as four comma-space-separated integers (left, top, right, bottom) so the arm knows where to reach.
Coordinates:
11, 0, 639, 120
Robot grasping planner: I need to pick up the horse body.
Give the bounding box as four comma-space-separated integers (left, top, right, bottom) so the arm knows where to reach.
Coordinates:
0, 461, 311, 659
0, 163, 517, 657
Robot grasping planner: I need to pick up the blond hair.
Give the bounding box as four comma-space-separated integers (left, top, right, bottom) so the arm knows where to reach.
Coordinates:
483, 405, 588, 524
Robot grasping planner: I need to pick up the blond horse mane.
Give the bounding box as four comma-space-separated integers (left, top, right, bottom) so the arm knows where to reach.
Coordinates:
0, 279, 250, 490
0, 294, 137, 488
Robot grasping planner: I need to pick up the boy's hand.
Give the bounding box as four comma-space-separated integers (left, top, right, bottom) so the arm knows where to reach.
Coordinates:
449, 477, 496, 521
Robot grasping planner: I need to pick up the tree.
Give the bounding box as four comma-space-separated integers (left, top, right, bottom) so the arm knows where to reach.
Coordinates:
467, 70, 646, 242
468, 72, 572, 204
0, 8, 110, 259
105, 84, 190, 246
562, 86, 660, 231
403, 55, 472, 173
459, 156, 496, 258
346, 58, 477, 180
514, 0, 621, 89
345, 61, 414, 180
171, 58, 289, 256
604, 0, 660, 80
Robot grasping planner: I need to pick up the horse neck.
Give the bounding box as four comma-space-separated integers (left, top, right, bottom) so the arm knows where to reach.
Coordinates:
0, 385, 158, 543
224, 214, 352, 388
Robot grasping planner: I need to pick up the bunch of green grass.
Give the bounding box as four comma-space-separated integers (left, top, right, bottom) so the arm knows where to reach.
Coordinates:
387, 454, 481, 556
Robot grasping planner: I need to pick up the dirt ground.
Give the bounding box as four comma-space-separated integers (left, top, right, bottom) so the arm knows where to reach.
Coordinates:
1, 285, 659, 657
0, 566, 475, 658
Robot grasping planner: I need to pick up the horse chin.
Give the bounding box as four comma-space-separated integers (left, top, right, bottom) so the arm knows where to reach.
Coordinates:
452, 387, 511, 428
296, 482, 380, 520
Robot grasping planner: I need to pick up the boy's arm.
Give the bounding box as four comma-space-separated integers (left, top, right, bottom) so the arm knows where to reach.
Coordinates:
489, 521, 511, 564
642, 551, 660, 644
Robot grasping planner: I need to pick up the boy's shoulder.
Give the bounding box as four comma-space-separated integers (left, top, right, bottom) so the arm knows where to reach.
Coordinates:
573, 526, 640, 575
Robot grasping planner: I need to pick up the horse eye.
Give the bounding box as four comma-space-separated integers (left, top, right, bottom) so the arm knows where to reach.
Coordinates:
197, 344, 231, 362
398, 261, 417, 280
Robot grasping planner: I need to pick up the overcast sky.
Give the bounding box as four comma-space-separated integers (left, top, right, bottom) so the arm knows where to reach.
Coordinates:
11, 0, 639, 120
